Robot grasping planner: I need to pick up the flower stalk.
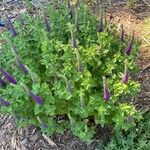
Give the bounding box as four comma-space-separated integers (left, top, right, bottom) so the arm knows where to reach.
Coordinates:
97, 13, 103, 32
0, 98, 10, 106
23, 85, 44, 105
122, 60, 129, 84
67, 0, 73, 19
103, 77, 110, 101
0, 67, 17, 85
125, 31, 134, 55
5, 14, 17, 37
29, 91, 44, 105
44, 16, 51, 32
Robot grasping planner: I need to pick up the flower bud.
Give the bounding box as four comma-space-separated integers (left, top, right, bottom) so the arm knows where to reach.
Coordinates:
6, 14, 17, 37
0, 98, 10, 106
97, 14, 103, 32
16, 59, 28, 75
0, 67, 17, 85
125, 31, 134, 55
44, 16, 51, 32
66, 82, 73, 93
29, 91, 44, 105
103, 77, 110, 101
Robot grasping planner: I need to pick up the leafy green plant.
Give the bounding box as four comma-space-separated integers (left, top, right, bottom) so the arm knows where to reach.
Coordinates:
0, 1, 141, 143
103, 112, 150, 150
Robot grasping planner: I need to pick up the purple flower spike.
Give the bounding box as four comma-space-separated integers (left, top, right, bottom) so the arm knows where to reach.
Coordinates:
0, 67, 17, 85
17, 59, 28, 75
0, 98, 10, 106
29, 91, 44, 105
97, 14, 103, 32
6, 15, 17, 37
103, 77, 110, 101
122, 60, 129, 84
0, 78, 6, 87
125, 31, 134, 55
44, 16, 51, 32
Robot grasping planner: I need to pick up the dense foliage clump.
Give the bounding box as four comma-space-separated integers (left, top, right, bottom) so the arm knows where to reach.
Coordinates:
104, 112, 150, 150
0, 1, 141, 142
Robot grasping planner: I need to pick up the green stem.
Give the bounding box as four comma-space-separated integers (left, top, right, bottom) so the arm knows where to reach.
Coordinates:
74, 6, 78, 30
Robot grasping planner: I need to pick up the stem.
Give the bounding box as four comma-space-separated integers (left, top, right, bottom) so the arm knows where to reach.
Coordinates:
68, 114, 74, 128
80, 93, 85, 108
56, 73, 68, 83
25, 66, 36, 84
74, 5, 78, 30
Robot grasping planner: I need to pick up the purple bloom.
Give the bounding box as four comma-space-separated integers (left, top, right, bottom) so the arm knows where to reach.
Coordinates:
0, 78, 6, 87
44, 16, 51, 32
125, 31, 134, 55
103, 77, 110, 101
16, 59, 28, 75
29, 91, 44, 105
97, 14, 103, 32
0, 98, 10, 106
120, 24, 124, 41
6, 15, 17, 37
0, 67, 17, 85
122, 60, 129, 84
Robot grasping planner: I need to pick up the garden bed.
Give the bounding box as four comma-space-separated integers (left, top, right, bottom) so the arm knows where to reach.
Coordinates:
0, 1, 150, 150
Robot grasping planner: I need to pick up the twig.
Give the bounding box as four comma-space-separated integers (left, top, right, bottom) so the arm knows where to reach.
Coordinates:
42, 134, 57, 148
142, 0, 150, 7
143, 31, 150, 36
142, 36, 150, 44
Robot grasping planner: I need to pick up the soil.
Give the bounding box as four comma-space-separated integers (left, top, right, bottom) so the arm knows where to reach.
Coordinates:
0, 1, 150, 150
